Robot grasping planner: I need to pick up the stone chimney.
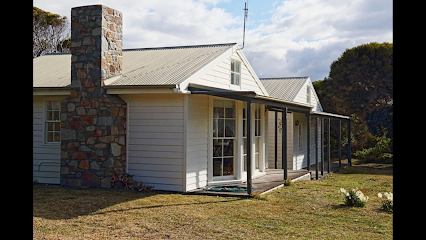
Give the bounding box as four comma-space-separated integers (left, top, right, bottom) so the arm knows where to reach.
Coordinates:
60, 5, 127, 188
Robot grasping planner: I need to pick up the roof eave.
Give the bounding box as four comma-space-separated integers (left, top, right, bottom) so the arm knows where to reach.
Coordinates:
103, 84, 177, 89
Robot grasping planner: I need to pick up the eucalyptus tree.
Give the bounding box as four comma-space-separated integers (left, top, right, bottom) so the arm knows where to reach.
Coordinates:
33, 6, 70, 58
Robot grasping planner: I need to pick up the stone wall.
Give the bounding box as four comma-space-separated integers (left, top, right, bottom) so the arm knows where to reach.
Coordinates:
60, 5, 127, 188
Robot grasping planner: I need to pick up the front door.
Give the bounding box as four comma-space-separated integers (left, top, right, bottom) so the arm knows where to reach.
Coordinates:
212, 99, 236, 180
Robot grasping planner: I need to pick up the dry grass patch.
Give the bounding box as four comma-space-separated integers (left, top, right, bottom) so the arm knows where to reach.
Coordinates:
34, 161, 392, 239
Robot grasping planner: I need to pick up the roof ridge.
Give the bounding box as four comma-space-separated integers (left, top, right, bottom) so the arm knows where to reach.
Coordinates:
41, 52, 71, 56
123, 43, 236, 52
259, 76, 309, 80
37, 43, 237, 56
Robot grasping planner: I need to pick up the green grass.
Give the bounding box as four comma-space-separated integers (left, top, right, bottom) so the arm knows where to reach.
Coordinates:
33, 160, 393, 239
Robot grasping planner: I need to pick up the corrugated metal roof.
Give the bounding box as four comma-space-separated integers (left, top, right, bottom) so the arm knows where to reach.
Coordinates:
33, 54, 72, 88
33, 43, 235, 88
259, 77, 308, 101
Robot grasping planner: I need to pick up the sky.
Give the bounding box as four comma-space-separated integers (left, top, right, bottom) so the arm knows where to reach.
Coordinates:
33, 0, 393, 81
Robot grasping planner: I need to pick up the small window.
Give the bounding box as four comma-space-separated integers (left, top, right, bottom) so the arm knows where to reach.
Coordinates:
307, 85, 311, 104
46, 101, 61, 143
230, 59, 241, 85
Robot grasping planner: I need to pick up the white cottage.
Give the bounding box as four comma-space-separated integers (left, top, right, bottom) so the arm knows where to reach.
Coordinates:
33, 4, 350, 195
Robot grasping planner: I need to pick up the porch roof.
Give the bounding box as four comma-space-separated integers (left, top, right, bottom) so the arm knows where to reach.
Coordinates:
189, 89, 350, 120
311, 111, 351, 120
189, 89, 313, 113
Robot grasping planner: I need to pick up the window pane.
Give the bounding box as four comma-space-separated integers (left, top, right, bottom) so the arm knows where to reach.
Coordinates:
52, 102, 60, 110
47, 122, 54, 131
231, 73, 235, 84
243, 155, 247, 172
225, 119, 235, 137
243, 138, 247, 154
213, 107, 223, 119
54, 122, 60, 131
213, 158, 222, 176
47, 102, 52, 110
53, 111, 60, 121
213, 119, 218, 137
236, 61, 241, 73
223, 157, 233, 176
213, 100, 224, 118
223, 139, 234, 157
243, 119, 246, 137
255, 105, 260, 119
47, 111, 53, 121
257, 120, 261, 136
255, 137, 260, 153
224, 101, 235, 118
213, 139, 222, 157
218, 119, 224, 137
236, 74, 240, 85
54, 132, 60, 142
231, 60, 235, 72
47, 132, 53, 142
255, 153, 259, 169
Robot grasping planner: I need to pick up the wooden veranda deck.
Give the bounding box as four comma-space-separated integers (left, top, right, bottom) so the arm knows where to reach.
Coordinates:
186, 169, 309, 197
187, 159, 349, 197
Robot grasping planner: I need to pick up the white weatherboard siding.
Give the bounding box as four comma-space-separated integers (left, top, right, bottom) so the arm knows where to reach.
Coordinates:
293, 80, 323, 112
292, 112, 322, 170
189, 50, 265, 95
266, 111, 293, 170
33, 96, 65, 184
120, 94, 185, 192
185, 95, 209, 191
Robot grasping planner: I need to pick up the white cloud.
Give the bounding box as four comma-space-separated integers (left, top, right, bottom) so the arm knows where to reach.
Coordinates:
243, 0, 393, 80
33, 0, 393, 81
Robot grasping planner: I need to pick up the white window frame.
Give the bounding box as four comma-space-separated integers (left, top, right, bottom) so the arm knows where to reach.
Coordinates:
298, 122, 302, 150
230, 59, 241, 86
307, 85, 311, 104
212, 98, 237, 181
242, 102, 247, 172
254, 104, 261, 170
44, 100, 61, 144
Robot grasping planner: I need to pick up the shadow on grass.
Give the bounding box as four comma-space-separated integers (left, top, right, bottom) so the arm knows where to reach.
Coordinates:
335, 165, 393, 176
332, 204, 353, 210
33, 185, 244, 220
326, 158, 393, 176
90, 197, 243, 216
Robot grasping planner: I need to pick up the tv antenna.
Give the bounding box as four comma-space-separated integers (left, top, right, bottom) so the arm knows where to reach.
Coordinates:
240, 0, 249, 49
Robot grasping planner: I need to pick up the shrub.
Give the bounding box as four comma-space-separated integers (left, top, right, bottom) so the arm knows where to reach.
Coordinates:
378, 192, 393, 212
340, 188, 369, 207
354, 137, 393, 161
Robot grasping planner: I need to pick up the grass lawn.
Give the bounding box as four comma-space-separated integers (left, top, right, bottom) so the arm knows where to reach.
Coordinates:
33, 160, 393, 239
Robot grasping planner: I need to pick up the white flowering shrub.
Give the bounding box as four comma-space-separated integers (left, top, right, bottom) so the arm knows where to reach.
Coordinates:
340, 188, 369, 207
378, 192, 393, 212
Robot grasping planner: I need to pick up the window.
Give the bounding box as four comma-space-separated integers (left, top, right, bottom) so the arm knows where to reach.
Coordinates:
254, 104, 261, 169
213, 100, 236, 178
307, 85, 311, 104
45, 101, 61, 143
243, 103, 247, 172
230, 59, 241, 85
255, 104, 261, 137
298, 122, 302, 150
